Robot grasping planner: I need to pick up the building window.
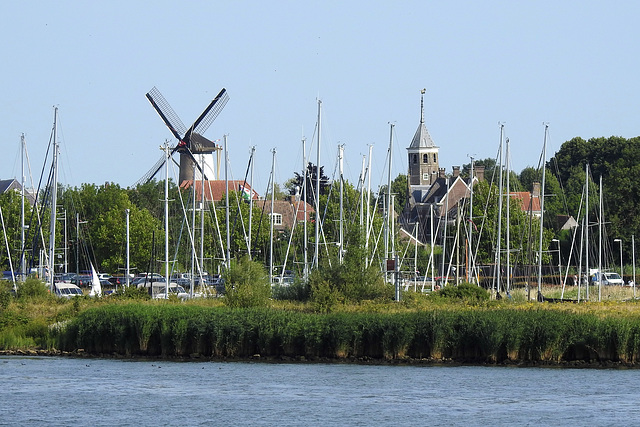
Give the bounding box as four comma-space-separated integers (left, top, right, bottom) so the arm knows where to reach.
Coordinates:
433, 154, 437, 163
422, 173, 429, 181
270, 213, 282, 226
412, 154, 417, 164
423, 154, 428, 163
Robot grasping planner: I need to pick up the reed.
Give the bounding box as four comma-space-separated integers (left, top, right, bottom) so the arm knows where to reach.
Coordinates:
55, 303, 640, 364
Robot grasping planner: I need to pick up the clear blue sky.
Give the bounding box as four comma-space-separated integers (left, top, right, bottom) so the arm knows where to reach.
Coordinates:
2, 1, 639, 195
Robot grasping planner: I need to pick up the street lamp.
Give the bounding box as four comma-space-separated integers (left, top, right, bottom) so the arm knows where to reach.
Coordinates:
614, 238, 623, 280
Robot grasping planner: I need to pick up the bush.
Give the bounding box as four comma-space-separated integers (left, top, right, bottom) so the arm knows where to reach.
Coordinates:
435, 282, 490, 302
309, 276, 340, 313
111, 285, 151, 300
0, 281, 13, 310
271, 281, 310, 301
223, 256, 271, 308
16, 278, 49, 300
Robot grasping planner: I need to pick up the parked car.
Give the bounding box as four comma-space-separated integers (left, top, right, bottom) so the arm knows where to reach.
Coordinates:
74, 275, 93, 287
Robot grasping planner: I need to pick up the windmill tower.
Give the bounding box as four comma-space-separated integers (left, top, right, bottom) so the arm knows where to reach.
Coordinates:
143, 87, 229, 184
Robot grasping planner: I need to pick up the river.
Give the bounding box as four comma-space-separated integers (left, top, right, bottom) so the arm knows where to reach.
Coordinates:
1, 356, 639, 426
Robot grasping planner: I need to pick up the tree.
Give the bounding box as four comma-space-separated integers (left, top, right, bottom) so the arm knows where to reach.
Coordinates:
288, 162, 330, 208
223, 255, 271, 308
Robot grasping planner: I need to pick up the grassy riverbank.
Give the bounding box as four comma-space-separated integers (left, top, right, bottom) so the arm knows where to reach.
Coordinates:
3, 281, 640, 365
53, 302, 640, 364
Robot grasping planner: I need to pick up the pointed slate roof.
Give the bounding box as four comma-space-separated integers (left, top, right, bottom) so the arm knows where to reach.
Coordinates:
409, 122, 436, 149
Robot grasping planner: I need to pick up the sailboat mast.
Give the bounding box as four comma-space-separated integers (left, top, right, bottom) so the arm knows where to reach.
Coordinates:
385, 123, 394, 280
164, 140, 170, 299
269, 149, 276, 283
338, 144, 344, 264
585, 163, 590, 301
224, 135, 231, 269
536, 124, 548, 300
126, 208, 130, 287
48, 107, 59, 292
248, 146, 256, 260
314, 100, 321, 269
20, 134, 26, 281
468, 156, 474, 283
506, 137, 511, 294
200, 154, 205, 276
598, 175, 603, 302
495, 124, 504, 295
365, 145, 373, 267
430, 203, 435, 291
190, 163, 196, 295
302, 138, 308, 280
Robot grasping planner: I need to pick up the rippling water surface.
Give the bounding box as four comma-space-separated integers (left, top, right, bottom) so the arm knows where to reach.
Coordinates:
2, 356, 639, 426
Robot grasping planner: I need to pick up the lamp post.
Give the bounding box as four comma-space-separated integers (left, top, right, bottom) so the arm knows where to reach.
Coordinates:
614, 238, 623, 279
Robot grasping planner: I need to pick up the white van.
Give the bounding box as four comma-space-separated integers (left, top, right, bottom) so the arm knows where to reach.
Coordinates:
54, 283, 84, 298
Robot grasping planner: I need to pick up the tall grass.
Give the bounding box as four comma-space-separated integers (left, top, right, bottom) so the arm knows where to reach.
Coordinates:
55, 303, 640, 364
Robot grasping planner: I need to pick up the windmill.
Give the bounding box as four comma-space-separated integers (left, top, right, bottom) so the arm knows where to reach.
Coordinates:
137, 86, 229, 185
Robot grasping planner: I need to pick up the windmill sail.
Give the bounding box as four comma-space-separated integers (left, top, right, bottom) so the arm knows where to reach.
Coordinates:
144, 86, 229, 185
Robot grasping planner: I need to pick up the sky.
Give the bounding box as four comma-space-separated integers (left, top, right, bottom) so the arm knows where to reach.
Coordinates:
2, 1, 640, 196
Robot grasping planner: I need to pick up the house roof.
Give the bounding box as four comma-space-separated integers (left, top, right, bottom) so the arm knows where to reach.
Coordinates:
510, 191, 541, 214
179, 180, 259, 202
0, 178, 37, 205
0, 179, 20, 194
252, 199, 315, 230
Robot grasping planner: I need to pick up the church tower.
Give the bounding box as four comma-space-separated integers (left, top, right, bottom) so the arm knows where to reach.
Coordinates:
407, 89, 439, 187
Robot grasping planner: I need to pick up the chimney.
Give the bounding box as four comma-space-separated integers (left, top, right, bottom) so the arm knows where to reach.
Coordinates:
532, 182, 541, 197
474, 165, 485, 181
438, 168, 446, 179
452, 166, 460, 178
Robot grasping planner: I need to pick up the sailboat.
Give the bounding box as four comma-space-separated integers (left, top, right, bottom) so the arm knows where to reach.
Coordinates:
89, 263, 102, 297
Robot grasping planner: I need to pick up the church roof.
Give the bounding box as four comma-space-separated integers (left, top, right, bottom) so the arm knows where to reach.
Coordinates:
409, 122, 436, 149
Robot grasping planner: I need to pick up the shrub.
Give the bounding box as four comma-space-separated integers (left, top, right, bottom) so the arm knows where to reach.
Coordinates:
309, 275, 340, 313
16, 278, 49, 301
223, 256, 271, 308
271, 281, 310, 301
0, 281, 12, 310
436, 282, 490, 302
111, 285, 150, 300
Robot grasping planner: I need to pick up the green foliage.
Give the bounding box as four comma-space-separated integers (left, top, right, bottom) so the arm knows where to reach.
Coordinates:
110, 285, 151, 300
435, 283, 490, 302
0, 285, 11, 310
309, 240, 393, 306
223, 256, 271, 308
549, 135, 640, 262
309, 276, 340, 313
54, 303, 640, 363
271, 281, 310, 301
16, 278, 49, 301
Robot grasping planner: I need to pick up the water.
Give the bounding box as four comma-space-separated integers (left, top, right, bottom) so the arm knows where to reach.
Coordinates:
2, 356, 640, 426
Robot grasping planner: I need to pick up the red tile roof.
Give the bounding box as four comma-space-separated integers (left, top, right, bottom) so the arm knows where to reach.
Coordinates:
510, 191, 541, 214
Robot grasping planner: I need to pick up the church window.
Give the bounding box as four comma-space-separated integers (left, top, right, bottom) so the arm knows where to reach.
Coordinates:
423, 154, 428, 163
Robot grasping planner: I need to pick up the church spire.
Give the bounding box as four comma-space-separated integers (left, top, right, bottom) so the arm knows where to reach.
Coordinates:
420, 88, 426, 124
